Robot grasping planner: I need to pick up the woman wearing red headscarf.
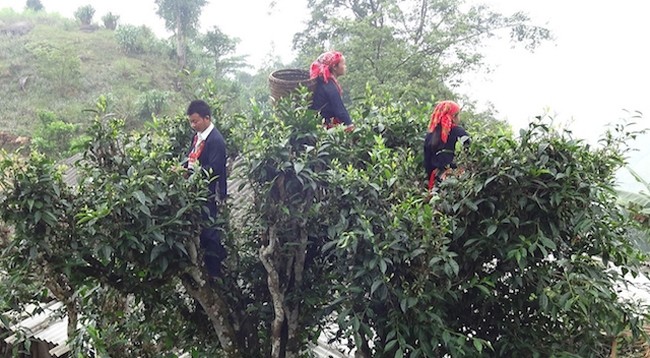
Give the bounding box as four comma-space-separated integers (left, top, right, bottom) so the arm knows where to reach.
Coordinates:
310, 51, 354, 131
423, 100, 470, 191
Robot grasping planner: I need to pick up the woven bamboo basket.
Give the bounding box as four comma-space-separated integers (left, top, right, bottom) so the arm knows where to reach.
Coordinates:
268, 69, 316, 102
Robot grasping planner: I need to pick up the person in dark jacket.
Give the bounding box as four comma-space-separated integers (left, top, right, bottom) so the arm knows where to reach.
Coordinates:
185, 99, 228, 278
423, 100, 470, 191
309, 51, 354, 131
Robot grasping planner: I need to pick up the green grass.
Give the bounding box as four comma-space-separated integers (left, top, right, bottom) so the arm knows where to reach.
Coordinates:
0, 9, 185, 136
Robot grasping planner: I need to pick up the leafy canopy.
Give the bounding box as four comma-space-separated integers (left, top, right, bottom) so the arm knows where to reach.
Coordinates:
2, 88, 647, 357
293, 0, 552, 100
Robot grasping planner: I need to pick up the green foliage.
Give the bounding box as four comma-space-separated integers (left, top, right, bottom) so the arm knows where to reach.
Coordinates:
136, 89, 171, 120
0, 149, 77, 292
115, 24, 159, 55
31, 110, 80, 157
619, 168, 650, 217
0, 107, 219, 356
154, 0, 207, 67
101, 12, 119, 30
1, 89, 648, 356
198, 26, 243, 76
0, 12, 184, 135
24, 41, 81, 94
25, 0, 44, 12
231, 90, 648, 356
0, 3, 646, 356
0, 8, 75, 28
431, 120, 649, 356
154, 0, 206, 37
294, 0, 552, 100
73, 4, 95, 26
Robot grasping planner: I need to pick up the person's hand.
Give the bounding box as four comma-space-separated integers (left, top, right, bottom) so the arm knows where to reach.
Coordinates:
344, 124, 355, 133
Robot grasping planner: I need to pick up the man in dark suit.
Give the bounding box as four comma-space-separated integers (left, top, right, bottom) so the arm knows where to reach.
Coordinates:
185, 99, 227, 278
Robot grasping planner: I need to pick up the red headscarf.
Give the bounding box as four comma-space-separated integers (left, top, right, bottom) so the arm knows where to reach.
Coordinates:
310, 51, 343, 93
428, 100, 460, 143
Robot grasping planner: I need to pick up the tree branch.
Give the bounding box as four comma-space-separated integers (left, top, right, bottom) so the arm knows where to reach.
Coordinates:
259, 224, 286, 358
181, 277, 241, 357
286, 226, 309, 350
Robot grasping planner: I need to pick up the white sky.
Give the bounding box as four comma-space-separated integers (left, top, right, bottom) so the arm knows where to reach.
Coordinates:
1, 0, 648, 191
463, 0, 650, 192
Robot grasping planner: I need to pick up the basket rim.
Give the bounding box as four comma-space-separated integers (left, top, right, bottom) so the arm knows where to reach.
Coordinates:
268, 68, 316, 101
270, 68, 309, 74
269, 69, 310, 81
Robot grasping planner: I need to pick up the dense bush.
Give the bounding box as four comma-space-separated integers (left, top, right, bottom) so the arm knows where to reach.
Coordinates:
136, 89, 170, 120
25, 0, 44, 12
115, 24, 160, 55
0, 91, 647, 357
431, 122, 647, 356
24, 41, 81, 94
101, 12, 119, 30
73, 5, 95, 26
30, 110, 80, 157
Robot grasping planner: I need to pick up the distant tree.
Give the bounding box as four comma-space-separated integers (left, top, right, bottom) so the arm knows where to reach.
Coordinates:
101, 12, 120, 30
199, 26, 243, 76
74, 4, 96, 26
25, 0, 44, 12
154, 0, 207, 69
293, 0, 552, 100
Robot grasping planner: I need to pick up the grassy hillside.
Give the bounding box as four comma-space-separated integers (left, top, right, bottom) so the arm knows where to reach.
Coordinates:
0, 8, 185, 140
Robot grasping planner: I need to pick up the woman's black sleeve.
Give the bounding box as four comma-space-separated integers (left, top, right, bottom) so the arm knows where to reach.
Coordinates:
456, 126, 471, 147
323, 82, 353, 125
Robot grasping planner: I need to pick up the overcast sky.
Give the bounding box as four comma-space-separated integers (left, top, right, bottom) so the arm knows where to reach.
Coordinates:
2, 0, 648, 191
464, 0, 650, 192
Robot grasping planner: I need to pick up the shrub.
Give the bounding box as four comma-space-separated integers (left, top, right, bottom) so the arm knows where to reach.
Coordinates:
101, 12, 119, 30
115, 25, 158, 55
31, 110, 79, 157
24, 41, 81, 94
136, 89, 170, 120
25, 0, 44, 12
73, 5, 95, 26
0, 91, 647, 357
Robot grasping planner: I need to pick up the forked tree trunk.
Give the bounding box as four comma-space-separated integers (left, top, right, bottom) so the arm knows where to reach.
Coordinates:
260, 223, 311, 357
43, 266, 79, 338
182, 278, 242, 357
182, 236, 243, 357
260, 224, 286, 358
284, 226, 309, 357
